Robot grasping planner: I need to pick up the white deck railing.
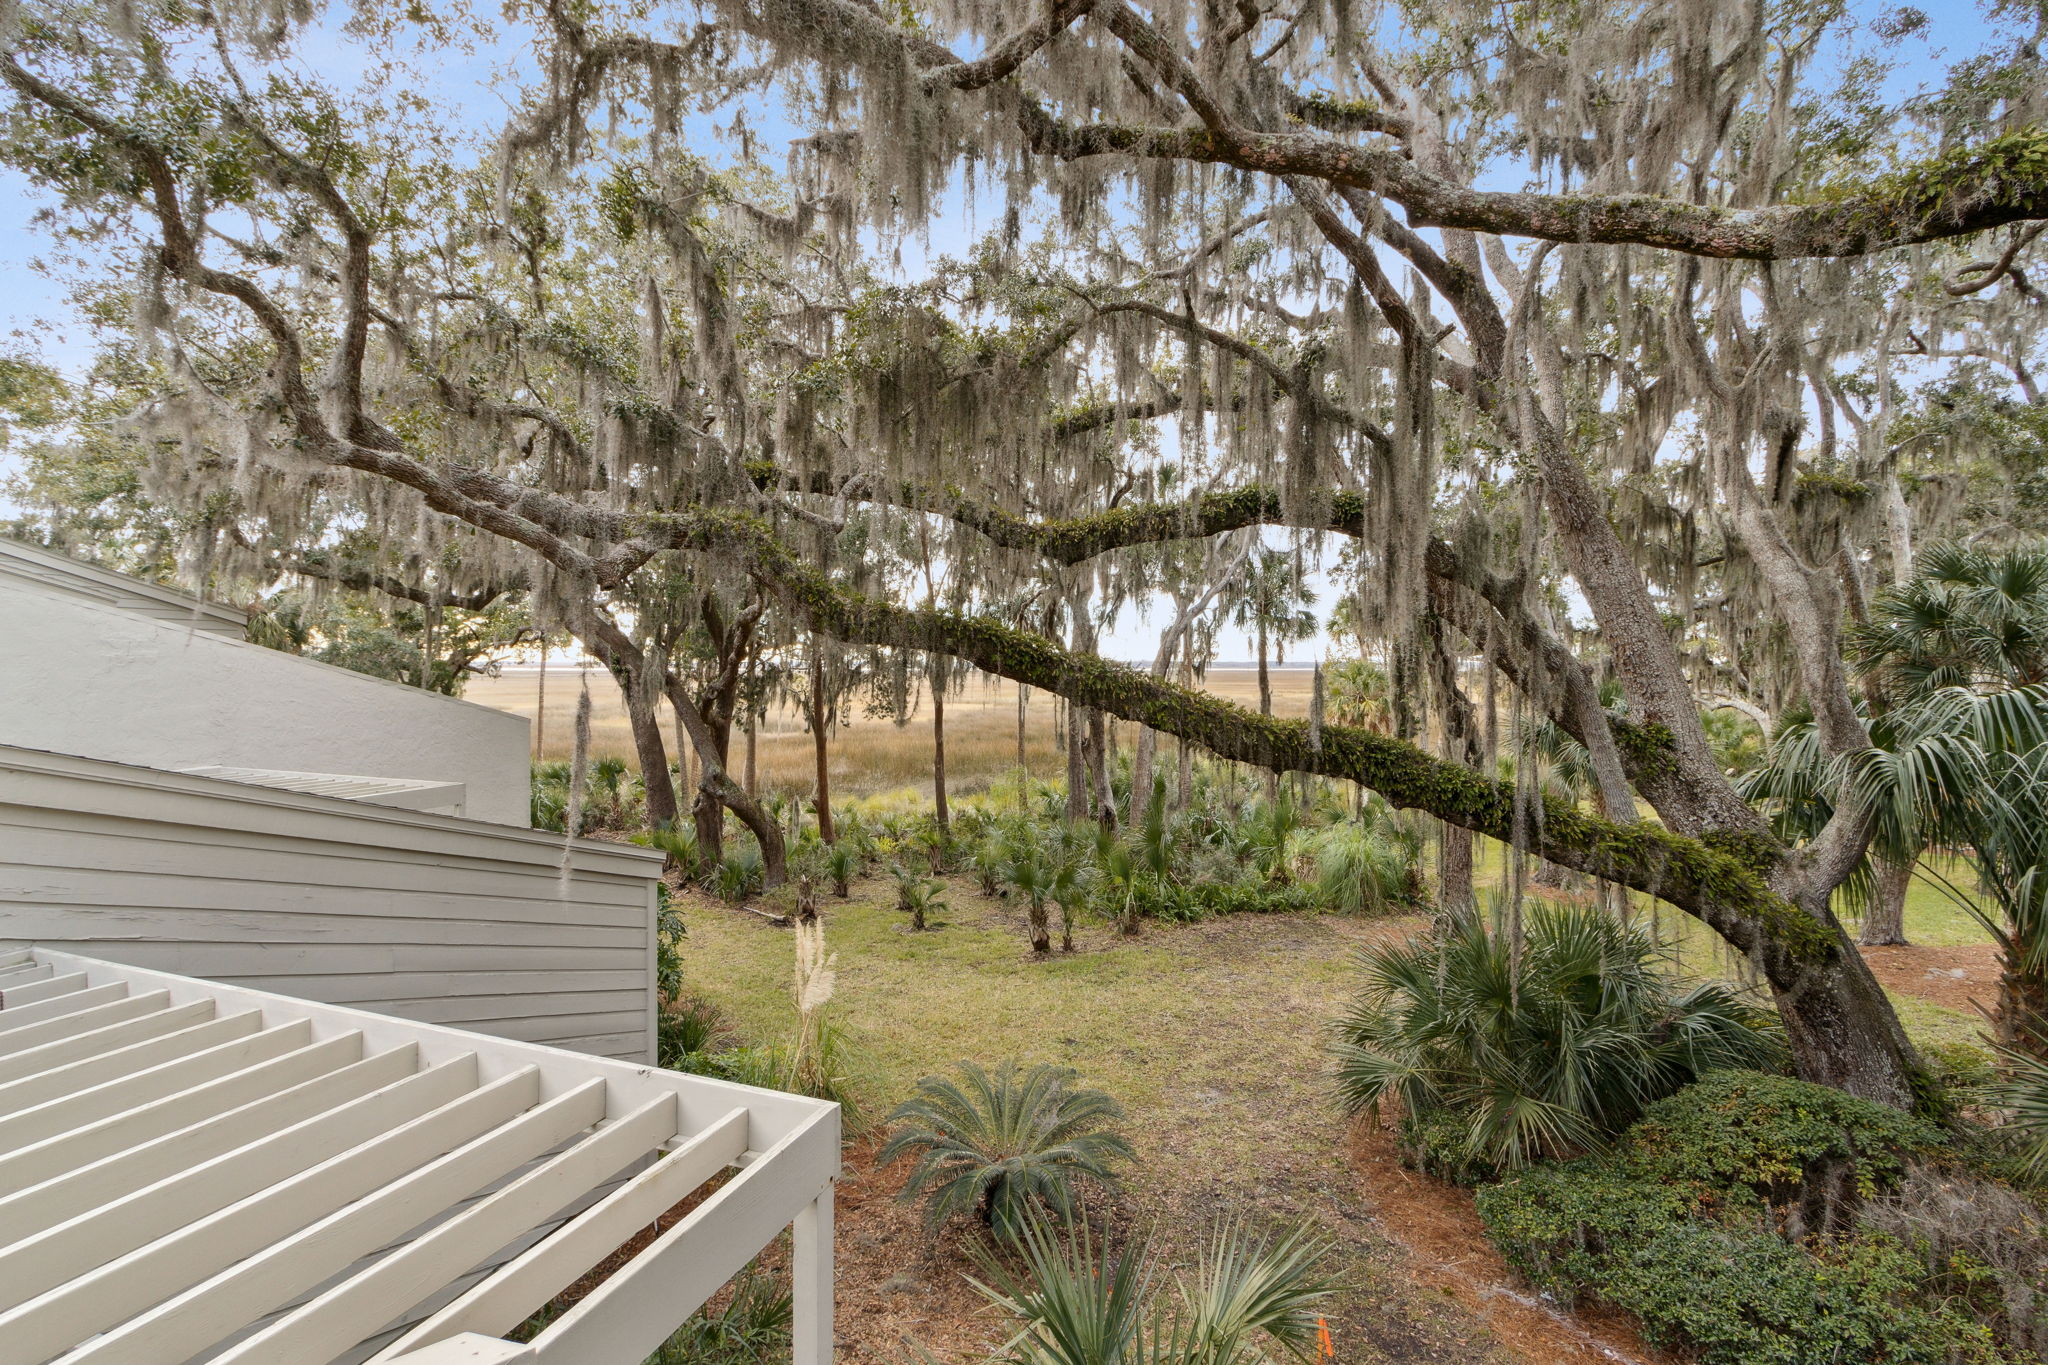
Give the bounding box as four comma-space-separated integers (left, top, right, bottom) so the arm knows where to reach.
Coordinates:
0, 948, 838, 1365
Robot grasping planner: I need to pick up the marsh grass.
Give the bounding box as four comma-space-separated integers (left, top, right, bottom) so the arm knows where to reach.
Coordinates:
470, 667, 1316, 799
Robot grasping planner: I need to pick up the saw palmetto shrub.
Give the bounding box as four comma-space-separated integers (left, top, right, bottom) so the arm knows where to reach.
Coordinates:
1334, 901, 1785, 1178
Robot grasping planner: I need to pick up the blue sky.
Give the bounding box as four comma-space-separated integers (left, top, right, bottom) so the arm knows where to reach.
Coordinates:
0, 1, 2017, 660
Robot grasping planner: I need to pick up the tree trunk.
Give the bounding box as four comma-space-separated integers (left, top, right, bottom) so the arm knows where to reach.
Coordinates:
1065, 701, 1089, 824
1129, 724, 1157, 826
1016, 683, 1028, 770
744, 716, 758, 801
1438, 822, 1475, 909
1762, 907, 1924, 1109
667, 677, 786, 885
932, 653, 950, 834
533, 648, 547, 761
622, 675, 679, 832
808, 655, 836, 844
693, 784, 724, 866
565, 619, 676, 832
1085, 707, 1114, 829
1257, 622, 1278, 805
1859, 856, 1913, 946
2000, 957, 2048, 1059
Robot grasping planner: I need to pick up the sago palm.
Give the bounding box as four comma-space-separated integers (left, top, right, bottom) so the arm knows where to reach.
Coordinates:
879, 1060, 1133, 1234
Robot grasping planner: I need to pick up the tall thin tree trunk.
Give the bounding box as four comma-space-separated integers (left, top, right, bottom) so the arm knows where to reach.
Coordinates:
1065, 703, 1089, 824
932, 653, 950, 834
1017, 684, 1029, 770
1859, 855, 1913, 946
744, 715, 758, 800
1258, 622, 1278, 804
809, 649, 836, 844
622, 676, 678, 832
533, 648, 547, 761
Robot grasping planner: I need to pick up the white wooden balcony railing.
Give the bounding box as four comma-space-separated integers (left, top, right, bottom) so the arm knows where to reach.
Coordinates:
0, 947, 839, 1365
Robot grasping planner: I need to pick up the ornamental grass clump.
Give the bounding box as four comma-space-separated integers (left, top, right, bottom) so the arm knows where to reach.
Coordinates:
1334, 900, 1785, 1177
879, 1060, 1133, 1235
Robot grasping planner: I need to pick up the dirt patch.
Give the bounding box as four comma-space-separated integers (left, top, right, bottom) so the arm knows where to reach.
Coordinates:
1861, 941, 2001, 1017
1344, 1125, 1680, 1365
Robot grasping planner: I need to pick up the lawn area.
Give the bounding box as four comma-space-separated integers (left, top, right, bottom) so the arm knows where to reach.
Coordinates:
673, 834, 2002, 1362
678, 875, 1679, 1365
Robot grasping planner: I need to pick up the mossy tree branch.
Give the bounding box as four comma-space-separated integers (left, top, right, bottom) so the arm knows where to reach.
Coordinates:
670, 505, 1833, 959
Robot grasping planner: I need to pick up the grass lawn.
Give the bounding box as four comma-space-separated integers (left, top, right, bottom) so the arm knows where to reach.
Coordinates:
670, 834, 2002, 1360
676, 879, 1549, 1364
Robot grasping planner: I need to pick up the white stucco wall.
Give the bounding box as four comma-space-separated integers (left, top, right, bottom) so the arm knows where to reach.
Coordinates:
0, 577, 532, 824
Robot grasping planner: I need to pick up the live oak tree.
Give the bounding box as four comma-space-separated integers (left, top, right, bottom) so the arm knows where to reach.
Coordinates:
11, 0, 2048, 1109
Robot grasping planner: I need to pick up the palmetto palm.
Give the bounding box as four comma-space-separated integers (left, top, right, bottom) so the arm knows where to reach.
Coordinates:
973, 1215, 1333, 1365
1005, 849, 1056, 954
1754, 541, 2048, 1054
879, 1061, 1134, 1234
1334, 900, 1784, 1174
1855, 543, 2048, 693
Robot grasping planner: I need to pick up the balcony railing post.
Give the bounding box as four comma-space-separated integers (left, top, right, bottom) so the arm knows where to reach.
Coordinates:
792, 1182, 834, 1365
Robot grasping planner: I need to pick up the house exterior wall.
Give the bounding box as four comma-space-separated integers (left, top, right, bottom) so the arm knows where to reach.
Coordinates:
0, 536, 248, 637
0, 575, 532, 825
0, 746, 665, 1061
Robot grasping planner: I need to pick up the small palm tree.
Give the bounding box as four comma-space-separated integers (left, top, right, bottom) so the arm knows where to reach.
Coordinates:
892, 862, 948, 931
824, 841, 858, 898
879, 1060, 1134, 1233
973, 1215, 1333, 1365
1306, 805, 1415, 915
1005, 848, 1055, 953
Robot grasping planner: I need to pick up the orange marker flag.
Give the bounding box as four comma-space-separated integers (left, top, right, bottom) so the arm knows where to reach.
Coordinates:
1317, 1316, 1335, 1360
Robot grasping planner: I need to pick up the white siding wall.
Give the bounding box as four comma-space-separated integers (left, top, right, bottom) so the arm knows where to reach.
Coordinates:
0, 747, 666, 1061
0, 576, 533, 825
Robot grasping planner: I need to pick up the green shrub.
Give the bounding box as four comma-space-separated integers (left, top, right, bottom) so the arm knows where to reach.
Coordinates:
712, 850, 765, 902
1478, 1162, 2009, 1364
657, 993, 726, 1069
879, 1060, 1133, 1234
1477, 1073, 2005, 1365
1299, 810, 1420, 914
1334, 902, 1786, 1176
1624, 1070, 1944, 1231
634, 821, 704, 880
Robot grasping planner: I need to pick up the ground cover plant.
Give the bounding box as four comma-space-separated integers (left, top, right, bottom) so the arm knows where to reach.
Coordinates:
1473, 1071, 2022, 1364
